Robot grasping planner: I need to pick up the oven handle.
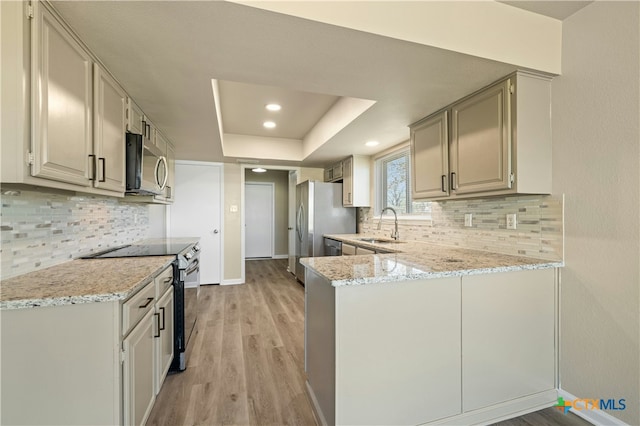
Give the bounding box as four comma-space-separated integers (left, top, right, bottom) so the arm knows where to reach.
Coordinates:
184, 259, 200, 276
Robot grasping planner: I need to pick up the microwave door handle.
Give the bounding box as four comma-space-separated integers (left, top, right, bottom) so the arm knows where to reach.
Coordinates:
155, 156, 168, 190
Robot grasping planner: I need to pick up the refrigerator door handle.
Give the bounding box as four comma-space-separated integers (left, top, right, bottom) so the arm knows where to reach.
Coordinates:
296, 204, 304, 242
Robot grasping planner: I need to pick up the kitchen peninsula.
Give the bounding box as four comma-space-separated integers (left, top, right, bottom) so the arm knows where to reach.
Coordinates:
301, 238, 563, 426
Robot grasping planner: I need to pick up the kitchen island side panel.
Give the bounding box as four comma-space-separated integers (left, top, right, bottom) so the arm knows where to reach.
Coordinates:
0, 301, 121, 425
335, 278, 462, 425
305, 268, 336, 425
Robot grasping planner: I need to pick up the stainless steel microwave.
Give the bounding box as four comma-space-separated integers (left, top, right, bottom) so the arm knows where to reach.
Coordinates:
125, 132, 168, 195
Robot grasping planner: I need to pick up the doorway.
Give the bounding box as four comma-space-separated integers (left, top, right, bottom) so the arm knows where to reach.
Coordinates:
245, 182, 274, 258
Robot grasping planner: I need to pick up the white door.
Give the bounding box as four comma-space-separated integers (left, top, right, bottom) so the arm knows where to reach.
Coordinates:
245, 182, 274, 259
288, 171, 297, 273
170, 162, 222, 285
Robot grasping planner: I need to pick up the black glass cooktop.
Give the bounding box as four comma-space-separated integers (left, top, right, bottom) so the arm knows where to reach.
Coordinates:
84, 243, 193, 258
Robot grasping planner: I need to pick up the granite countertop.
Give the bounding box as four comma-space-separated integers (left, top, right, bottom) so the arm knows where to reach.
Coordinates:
0, 256, 175, 310
303, 234, 563, 286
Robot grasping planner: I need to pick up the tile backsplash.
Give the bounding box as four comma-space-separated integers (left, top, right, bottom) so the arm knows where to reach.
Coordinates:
359, 194, 563, 261
1, 187, 150, 280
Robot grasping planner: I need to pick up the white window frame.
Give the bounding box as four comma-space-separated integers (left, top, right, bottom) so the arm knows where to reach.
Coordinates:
374, 143, 432, 221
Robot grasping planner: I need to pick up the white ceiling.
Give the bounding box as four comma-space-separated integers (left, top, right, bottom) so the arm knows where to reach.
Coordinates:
50, 1, 590, 167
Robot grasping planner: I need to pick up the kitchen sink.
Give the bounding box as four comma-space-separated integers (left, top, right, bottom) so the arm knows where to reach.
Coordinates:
357, 238, 405, 244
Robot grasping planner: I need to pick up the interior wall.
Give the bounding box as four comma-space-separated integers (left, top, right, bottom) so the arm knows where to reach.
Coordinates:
244, 169, 289, 257
223, 163, 243, 282
552, 2, 640, 424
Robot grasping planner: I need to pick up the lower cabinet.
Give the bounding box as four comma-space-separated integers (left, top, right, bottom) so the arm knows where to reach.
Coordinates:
123, 308, 156, 426
0, 264, 174, 426
123, 266, 174, 425
155, 287, 174, 394
304, 267, 557, 425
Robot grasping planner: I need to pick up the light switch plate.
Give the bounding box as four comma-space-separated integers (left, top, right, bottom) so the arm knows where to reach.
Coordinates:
230, 205, 238, 213
506, 213, 517, 230
464, 213, 473, 227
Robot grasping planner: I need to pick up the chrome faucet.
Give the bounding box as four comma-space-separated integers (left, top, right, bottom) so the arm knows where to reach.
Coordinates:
377, 207, 399, 240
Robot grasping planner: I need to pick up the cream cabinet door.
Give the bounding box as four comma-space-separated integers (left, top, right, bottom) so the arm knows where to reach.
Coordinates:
123, 309, 156, 426
31, 3, 92, 187
165, 142, 175, 202
411, 110, 449, 198
155, 287, 174, 394
93, 64, 126, 192
342, 156, 353, 205
450, 79, 512, 195
127, 98, 145, 135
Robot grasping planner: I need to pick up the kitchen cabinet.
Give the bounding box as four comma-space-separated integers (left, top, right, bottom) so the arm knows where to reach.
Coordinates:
165, 141, 176, 202
154, 267, 174, 394
0, 262, 174, 426
355, 246, 375, 255
123, 303, 156, 426
410, 71, 552, 200
143, 115, 157, 147
304, 264, 558, 425
30, 2, 93, 189
324, 161, 344, 183
93, 64, 126, 193
122, 265, 174, 424
411, 110, 449, 198
342, 155, 370, 207
2, 1, 129, 196
127, 98, 145, 135
342, 243, 356, 255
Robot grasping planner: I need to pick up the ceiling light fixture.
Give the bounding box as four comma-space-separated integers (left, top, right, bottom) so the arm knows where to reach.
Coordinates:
265, 103, 281, 111
263, 121, 276, 129
252, 167, 267, 173
365, 140, 379, 147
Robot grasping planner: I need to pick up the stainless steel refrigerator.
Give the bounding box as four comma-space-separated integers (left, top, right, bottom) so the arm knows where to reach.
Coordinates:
295, 180, 356, 283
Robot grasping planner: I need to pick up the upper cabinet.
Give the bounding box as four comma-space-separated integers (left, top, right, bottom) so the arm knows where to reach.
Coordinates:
410, 72, 552, 200
342, 155, 370, 207
93, 64, 126, 193
30, 3, 93, 189
1, 1, 177, 201
126, 98, 145, 135
411, 110, 449, 199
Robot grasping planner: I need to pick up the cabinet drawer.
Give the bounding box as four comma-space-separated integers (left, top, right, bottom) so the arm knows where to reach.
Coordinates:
122, 280, 156, 337
342, 244, 356, 255
155, 265, 174, 299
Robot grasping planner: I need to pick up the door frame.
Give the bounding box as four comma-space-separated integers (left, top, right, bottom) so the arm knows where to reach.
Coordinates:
244, 181, 275, 259
240, 164, 300, 281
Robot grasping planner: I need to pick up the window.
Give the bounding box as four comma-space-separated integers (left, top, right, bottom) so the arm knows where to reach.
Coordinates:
375, 147, 431, 217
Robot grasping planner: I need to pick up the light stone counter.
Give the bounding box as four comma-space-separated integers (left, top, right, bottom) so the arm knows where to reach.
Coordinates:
303, 234, 563, 286
0, 256, 175, 310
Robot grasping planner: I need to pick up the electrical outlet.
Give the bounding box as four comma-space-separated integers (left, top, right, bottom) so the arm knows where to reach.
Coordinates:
464, 213, 473, 227
230, 205, 238, 213
506, 213, 517, 230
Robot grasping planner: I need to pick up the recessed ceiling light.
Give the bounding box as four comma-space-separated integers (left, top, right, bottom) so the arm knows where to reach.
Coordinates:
252, 167, 267, 173
365, 141, 379, 147
263, 121, 276, 129
265, 103, 281, 111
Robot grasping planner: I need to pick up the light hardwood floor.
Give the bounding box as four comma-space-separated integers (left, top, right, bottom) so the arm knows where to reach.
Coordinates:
147, 259, 590, 426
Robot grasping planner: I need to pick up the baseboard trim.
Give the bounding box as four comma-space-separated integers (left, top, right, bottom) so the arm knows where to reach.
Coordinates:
558, 389, 629, 426
272, 254, 289, 259
220, 278, 243, 285
428, 389, 557, 425
305, 381, 328, 426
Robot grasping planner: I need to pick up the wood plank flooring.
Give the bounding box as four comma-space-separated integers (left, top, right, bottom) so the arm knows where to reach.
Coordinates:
147, 259, 590, 426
